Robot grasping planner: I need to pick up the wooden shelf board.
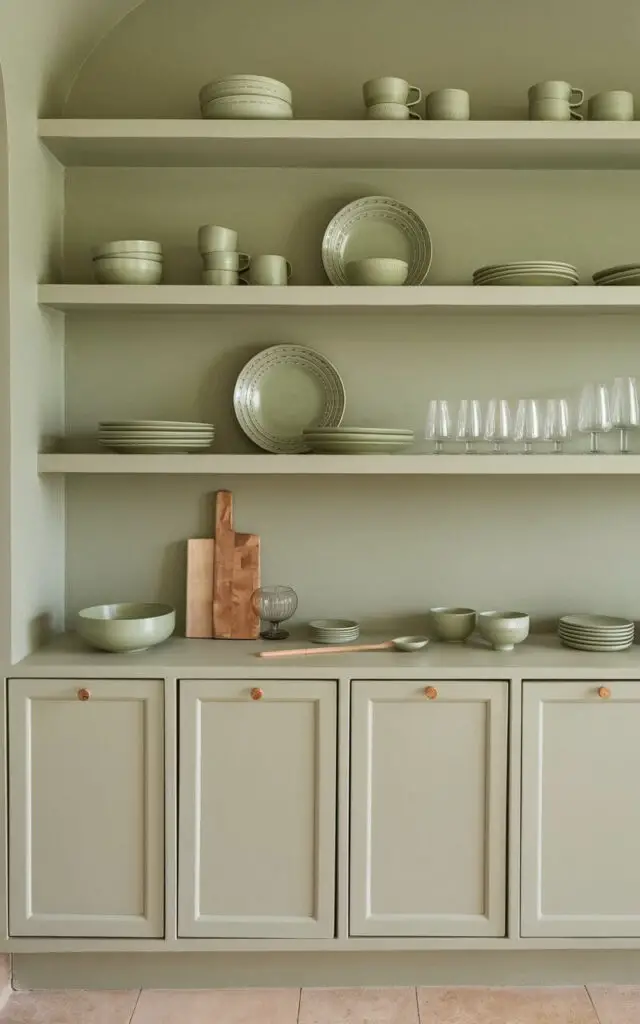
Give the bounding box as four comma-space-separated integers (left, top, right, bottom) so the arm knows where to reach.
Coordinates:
38, 119, 640, 170
37, 453, 640, 475
38, 284, 640, 313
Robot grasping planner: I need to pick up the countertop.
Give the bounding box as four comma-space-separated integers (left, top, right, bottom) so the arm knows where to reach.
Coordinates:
9, 631, 640, 680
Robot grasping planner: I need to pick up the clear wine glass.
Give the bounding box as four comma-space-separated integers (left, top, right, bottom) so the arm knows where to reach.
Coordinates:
514, 398, 541, 454
484, 398, 512, 454
611, 376, 639, 453
425, 399, 451, 454
456, 399, 483, 454
578, 383, 612, 454
251, 585, 298, 641
543, 398, 571, 453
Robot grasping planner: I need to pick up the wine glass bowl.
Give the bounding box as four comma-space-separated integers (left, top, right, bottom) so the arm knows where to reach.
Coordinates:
456, 399, 483, 454
578, 383, 612, 454
484, 398, 512, 454
425, 399, 451, 454
543, 398, 571, 453
514, 398, 540, 454
611, 376, 640, 453
251, 585, 298, 641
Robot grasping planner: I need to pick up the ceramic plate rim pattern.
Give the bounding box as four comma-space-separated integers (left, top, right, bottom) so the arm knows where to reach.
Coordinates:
199, 75, 292, 104
233, 344, 346, 454
560, 613, 633, 629
322, 195, 432, 286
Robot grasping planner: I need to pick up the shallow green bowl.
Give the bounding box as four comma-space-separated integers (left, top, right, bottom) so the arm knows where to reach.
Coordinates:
77, 602, 176, 653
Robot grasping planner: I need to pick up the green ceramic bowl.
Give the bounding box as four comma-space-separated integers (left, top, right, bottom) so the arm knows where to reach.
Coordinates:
77, 603, 176, 653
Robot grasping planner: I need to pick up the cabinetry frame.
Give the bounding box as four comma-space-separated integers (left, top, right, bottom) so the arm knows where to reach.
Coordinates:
4, 648, 640, 953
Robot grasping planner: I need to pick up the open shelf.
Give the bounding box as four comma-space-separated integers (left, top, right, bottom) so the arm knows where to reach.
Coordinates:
38, 284, 640, 313
38, 119, 640, 170
37, 454, 640, 475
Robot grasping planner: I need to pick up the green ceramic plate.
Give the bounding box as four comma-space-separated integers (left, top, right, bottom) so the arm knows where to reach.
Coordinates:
322, 196, 432, 286
308, 439, 412, 453
234, 345, 346, 453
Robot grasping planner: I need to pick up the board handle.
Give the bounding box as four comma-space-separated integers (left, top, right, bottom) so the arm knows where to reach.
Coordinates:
257, 641, 395, 659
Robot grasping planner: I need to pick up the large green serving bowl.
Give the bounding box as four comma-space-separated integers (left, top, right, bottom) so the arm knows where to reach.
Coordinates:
77, 603, 176, 653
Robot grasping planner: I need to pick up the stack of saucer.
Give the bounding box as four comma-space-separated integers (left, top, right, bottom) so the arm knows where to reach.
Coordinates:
593, 264, 640, 286
302, 426, 414, 454
473, 261, 579, 286
199, 75, 293, 119
99, 420, 215, 453
558, 613, 634, 652
309, 619, 360, 644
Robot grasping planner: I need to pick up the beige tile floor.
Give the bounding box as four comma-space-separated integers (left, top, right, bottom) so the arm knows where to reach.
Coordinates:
0, 986, 638, 1024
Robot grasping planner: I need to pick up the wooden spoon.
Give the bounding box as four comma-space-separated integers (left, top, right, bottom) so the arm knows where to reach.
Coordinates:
257, 637, 428, 659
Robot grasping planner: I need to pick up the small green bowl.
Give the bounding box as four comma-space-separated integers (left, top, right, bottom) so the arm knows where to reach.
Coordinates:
77, 602, 175, 653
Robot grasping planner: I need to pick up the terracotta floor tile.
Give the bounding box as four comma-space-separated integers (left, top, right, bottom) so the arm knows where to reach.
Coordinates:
588, 986, 640, 1024
0, 990, 139, 1024
131, 988, 300, 1024
299, 987, 419, 1024
417, 987, 598, 1024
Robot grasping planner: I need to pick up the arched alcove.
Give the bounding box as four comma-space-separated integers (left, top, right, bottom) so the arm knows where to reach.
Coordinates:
64, 0, 640, 119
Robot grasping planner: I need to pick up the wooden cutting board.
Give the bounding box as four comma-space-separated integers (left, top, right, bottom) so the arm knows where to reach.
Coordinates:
185, 538, 215, 638
213, 491, 260, 639
185, 491, 261, 639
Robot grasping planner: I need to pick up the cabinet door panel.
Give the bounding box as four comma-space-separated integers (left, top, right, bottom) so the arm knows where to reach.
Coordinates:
179, 679, 336, 938
350, 680, 507, 937
522, 680, 640, 937
9, 678, 164, 938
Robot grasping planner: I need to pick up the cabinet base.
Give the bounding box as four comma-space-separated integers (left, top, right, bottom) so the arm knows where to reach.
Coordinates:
13, 951, 640, 990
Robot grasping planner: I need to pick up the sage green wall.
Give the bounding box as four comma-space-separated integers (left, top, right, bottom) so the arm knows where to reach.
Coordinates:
62, 166, 640, 629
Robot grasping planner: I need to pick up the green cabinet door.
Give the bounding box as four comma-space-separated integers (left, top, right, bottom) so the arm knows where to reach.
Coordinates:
9, 678, 164, 938
178, 679, 337, 938
522, 680, 640, 937
350, 680, 508, 937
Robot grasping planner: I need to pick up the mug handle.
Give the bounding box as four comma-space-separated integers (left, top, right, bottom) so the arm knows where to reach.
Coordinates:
570, 109, 583, 121
569, 87, 584, 107
285, 260, 293, 279
238, 276, 249, 285
237, 252, 250, 271
409, 110, 423, 120
407, 85, 422, 107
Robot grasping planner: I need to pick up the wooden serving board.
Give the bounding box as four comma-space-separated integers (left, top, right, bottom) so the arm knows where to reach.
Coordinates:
213, 491, 260, 639
185, 538, 214, 638
185, 491, 261, 640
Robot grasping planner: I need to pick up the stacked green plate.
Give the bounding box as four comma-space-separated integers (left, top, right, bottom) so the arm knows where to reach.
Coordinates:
309, 619, 360, 644
473, 261, 579, 286
593, 264, 640, 286
303, 426, 414, 454
558, 613, 634, 652
99, 420, 215, 453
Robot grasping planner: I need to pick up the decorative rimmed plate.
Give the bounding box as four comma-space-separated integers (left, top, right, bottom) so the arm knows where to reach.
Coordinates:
233, 345, 346, 453
322, 196, 432, 286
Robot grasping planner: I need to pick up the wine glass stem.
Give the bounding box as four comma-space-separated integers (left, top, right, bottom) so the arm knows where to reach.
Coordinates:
553, 440, 562, 454
620, 428, 629, 453
434, 440, 444, 455
590, 431, 599, 454
464, 441, 475, 454
524, 442, 533, 454
492, 442, 501, 454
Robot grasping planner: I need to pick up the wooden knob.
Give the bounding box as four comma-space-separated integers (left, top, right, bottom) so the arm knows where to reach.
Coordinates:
251, 687, 264, 701
598, 686, 611, 699
77, 688, 91, 702
424, 686, 438, 700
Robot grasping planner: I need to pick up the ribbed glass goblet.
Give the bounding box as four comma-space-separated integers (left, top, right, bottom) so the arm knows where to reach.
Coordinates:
251, 585, 298, 640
